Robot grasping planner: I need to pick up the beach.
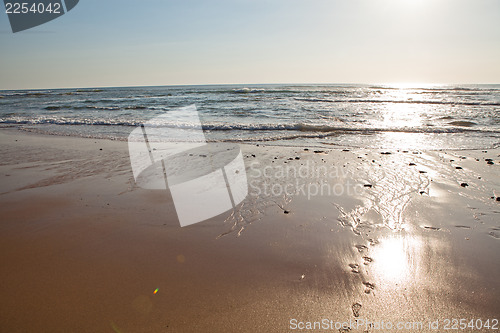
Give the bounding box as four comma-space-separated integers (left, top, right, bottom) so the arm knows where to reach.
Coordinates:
0, 128, 498, 332
2, 0, 500, 328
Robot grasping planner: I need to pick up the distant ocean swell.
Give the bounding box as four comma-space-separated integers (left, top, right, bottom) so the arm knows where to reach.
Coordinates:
32, 98, 500, 109
44, 105, 148, 111
294, 98, 500, 106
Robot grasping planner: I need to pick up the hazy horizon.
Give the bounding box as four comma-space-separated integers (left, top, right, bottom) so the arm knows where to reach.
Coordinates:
2, 82, 500, 92
1, 0, 499, 90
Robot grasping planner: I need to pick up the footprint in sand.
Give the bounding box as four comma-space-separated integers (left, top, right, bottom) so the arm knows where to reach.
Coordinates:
355, 245, 368, 253
352, 302, 362, 317
349, 263, 360, 273
363, 256, 373, 265
363, 282, 375, 294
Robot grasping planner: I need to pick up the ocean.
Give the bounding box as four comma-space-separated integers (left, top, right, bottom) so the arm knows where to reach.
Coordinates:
1, 84, 499, 150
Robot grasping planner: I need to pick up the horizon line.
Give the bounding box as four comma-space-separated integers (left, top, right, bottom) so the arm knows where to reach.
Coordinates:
2, 82, 500, 92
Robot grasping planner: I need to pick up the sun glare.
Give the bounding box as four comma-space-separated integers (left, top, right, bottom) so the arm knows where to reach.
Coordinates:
387, 82, 443, 90
371, 236, 421, 284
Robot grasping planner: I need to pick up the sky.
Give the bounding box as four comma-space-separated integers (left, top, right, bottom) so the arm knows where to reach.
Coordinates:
0, 0, 499, 89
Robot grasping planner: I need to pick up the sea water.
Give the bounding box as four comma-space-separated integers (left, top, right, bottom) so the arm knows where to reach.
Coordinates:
1, 84, 499, 150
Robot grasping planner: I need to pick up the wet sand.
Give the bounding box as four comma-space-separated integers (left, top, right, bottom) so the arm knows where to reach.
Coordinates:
0, 129, 499, 332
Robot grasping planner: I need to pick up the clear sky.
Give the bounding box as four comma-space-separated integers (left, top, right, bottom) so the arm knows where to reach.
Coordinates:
1, 0, 499, 89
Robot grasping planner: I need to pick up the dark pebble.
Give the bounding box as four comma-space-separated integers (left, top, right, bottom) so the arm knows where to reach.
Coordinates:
409, 163, 416, 166
485, 158, 493, 162
497, 197, 500, 202
304, 148, 309, 151
295, 157, 300, 160
314, 150, 324, 153
342, 149, 350, 152
251, 154, 256, 158
419, 170, 427, 173
380, 152, 391, 155
99, 148, 103, 151
200, 154, 207, 157
487, 161, 494, 165
424, 226, 440, 231
455, 166, 462, 169
460, 183, 468, 187
283, 210, 290, 214
364, 184, 373, 188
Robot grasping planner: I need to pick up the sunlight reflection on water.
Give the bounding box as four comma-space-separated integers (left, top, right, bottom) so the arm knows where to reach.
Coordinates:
371, 235, 422, 284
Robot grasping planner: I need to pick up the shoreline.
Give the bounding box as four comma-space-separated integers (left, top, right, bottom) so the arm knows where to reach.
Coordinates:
2, 125, 499, 152
0, 128, 499, 332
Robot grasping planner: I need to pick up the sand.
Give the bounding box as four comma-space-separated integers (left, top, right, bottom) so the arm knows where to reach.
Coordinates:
0, 129, 499, 333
